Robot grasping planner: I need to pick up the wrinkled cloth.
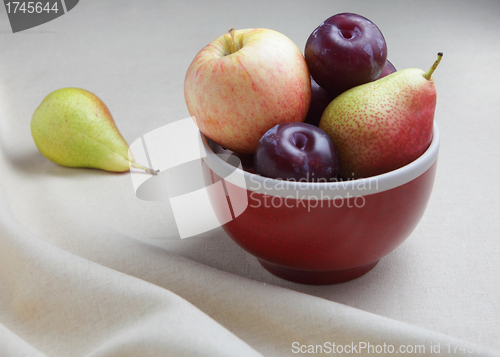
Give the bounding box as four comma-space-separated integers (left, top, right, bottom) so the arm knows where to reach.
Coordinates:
1, 1, 499, 356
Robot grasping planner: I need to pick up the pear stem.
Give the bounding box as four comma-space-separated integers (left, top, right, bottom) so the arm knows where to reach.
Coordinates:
423, 52, 443, 80
130, 161, 159, 175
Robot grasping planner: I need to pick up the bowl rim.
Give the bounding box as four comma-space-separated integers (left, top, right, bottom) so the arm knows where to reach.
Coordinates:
199, 121, 439, 199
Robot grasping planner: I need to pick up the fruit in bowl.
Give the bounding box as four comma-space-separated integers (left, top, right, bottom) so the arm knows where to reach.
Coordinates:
254, 122, 339, 182
320, 53, 443, 179
186, 13, 443, 284
377, 59, 397, 79
303, 76, 334, 127
184, 28, 311, 154
305, 13, 388, 98
199, 122, 440, 284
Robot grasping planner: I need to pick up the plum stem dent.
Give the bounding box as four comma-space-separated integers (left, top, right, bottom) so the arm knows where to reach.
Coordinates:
423, 52, 443, 80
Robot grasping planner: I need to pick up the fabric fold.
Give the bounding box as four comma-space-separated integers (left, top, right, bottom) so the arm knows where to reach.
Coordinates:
0, 187, 263, 357
1, 177, 496, 356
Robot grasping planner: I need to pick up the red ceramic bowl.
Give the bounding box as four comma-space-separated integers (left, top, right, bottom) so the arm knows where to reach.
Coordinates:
199, 122, 439, 285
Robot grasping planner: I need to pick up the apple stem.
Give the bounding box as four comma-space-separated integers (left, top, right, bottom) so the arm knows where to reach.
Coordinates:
423, 52, 443, 80
130, 161, 159, 175
227, 28, 240, 54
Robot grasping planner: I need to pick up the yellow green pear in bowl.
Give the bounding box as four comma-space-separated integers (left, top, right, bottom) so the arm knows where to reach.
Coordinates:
319, 53, 443, 180
31, 88, 157, 174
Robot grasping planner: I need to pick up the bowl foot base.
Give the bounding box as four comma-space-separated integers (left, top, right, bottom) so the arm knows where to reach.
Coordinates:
258, 260, 379, 285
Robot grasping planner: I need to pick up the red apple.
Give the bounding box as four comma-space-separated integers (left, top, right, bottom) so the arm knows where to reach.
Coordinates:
184, 28, 311, 154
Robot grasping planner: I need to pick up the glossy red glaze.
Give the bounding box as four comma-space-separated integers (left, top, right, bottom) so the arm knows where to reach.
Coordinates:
202, 161, 436, 284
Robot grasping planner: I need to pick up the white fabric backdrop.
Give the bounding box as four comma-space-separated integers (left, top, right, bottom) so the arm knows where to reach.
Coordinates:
1, 1, 499, 356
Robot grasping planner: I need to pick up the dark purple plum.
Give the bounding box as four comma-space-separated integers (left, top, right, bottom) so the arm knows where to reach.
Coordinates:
231, 152, 255, 172
305, 13, 387, 98
377, 60, 397, 79
304, 76, 334, 127
254, 122, 339, 182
